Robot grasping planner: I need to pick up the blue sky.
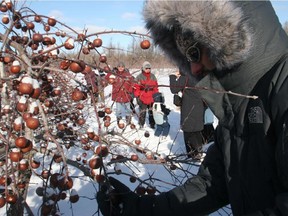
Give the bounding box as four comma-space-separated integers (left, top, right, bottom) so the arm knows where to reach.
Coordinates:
26, 1, 147, 48
272, 1, 288, 24
27, 1, 288, 28
29, 1, 146, 32
15, 1, 288, 48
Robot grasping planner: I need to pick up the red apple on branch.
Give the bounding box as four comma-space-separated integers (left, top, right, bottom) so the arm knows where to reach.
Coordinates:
140, 39, 151, 49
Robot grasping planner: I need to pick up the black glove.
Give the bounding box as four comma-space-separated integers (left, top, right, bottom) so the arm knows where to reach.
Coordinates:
97, 177, 139, 216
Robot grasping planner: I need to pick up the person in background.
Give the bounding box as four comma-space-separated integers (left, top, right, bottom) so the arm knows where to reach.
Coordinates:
105, 61, 134, 125
152, 92, 171, 140
97, 1, 288, 216
169, 70, 205, 160
134, 61, 158, 129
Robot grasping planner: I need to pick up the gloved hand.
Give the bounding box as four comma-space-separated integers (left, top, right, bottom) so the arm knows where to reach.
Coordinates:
97, 177, 139, 216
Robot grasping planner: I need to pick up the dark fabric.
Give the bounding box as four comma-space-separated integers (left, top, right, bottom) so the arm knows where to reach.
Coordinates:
152, 144, 229, 216
173, 94, 182, 106
137, 99, 155, 127
152, 92, 164, 103
138, 1, 288, 216
161, 104, 170, 115
202, 124, 215, 143
97, 177, 159, 216
181, 58, 288, 216
276, 193, 288, 216
183, 131, 204, 155
169, 74, 204, 132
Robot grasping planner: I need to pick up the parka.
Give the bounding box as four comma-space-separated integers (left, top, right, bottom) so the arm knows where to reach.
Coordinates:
134, 71, 158, 105
140, 1, 288, 215
105, 69, 133, 103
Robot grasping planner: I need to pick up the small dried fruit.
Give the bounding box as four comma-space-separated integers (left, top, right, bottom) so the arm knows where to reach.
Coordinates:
140, 40, 151, 49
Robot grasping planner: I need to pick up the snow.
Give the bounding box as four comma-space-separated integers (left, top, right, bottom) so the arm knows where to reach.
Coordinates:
1, 69, 229, 215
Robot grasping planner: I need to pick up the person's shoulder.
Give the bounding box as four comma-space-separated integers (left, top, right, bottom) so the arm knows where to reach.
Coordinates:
151, 73, 157, 79
124, 70, 132, 76
136, 73, 144, 79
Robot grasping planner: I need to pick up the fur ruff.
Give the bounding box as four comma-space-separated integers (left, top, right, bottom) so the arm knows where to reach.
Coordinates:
143, 0, 253, 71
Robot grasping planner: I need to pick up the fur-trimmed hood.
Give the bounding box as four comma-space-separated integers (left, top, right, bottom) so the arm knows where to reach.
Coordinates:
143, 0, 252, 71
143, 1, 288, 76
143, 0, 288, 122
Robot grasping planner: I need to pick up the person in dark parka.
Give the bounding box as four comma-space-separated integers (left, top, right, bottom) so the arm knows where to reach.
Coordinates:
169, 70, 205, 159
97, 1, 288, 215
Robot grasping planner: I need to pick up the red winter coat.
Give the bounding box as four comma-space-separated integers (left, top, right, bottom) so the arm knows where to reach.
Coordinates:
134, 72, 158, 105
105, 69, 133, 103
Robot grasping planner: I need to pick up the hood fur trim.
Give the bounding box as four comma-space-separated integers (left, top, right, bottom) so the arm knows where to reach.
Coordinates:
143, 0, 253, 71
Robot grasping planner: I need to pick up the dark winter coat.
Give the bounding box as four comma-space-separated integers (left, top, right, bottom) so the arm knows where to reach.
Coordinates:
105, 69, 133, 103
141, 1, 288, 216
169, 74, 204, 132
134, 72, 158, 105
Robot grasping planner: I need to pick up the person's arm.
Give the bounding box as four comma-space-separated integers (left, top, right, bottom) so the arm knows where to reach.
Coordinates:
97, 138, 230, 216
133, 83, 141, 98
152, 141, 229, 216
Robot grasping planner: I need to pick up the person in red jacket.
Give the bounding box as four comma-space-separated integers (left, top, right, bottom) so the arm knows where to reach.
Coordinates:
134, 61, 159, 128
105, 61, 134, 124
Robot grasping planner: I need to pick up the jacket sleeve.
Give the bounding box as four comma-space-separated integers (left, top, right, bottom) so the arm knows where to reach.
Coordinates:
133, 83, 141, 97
135, 140, 229, 216
169, 75, 187, 94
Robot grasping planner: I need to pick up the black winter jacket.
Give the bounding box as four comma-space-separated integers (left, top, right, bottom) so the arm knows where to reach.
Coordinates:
140, 1, 288, 215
